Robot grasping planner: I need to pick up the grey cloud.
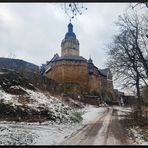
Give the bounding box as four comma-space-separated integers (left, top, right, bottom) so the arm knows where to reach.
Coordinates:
0, 3, 129, 67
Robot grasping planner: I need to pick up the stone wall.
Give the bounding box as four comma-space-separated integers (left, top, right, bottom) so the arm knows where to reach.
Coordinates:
45, 60, 89, 94
107, 79, 113, 89
61, 39, 79, 56
45, 60, 113, 95
88, 74, 101, 93
61, 48, 79, 56
100, 76, 107, 88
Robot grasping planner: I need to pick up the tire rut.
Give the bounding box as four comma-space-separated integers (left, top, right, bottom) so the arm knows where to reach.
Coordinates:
61, 107, 111, 145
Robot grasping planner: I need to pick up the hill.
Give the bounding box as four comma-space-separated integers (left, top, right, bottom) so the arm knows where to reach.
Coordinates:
0, 57, 39, 74
0, 68, 84, 123
0, 58, 58, 92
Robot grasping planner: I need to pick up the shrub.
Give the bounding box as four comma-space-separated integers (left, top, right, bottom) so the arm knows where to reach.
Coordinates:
70, 111, 83, 123
89, 90, 99, 96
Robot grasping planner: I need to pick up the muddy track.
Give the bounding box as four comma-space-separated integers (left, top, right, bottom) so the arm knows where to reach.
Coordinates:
61, 107, 134, 145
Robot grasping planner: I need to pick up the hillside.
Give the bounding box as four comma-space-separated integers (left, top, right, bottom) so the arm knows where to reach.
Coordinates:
0, 58, 60, 93
0, 57, 104, 123
0, 68, 84, 123
0, 57, 39, 74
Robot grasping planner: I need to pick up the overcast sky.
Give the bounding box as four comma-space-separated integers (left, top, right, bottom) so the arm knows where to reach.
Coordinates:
0, 3, 131, 68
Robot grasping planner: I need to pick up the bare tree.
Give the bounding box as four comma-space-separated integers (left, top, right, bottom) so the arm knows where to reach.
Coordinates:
117, 12, 148, 78
107, 32, 143, 103
61, 3, 87, 20
129, 2, 148, 39
130, 2, 148, 9
8, 52, 16, 59
106, 11, 148, 105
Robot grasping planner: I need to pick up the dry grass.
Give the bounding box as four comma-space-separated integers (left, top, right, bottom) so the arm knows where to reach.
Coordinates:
18, 95, 30, 105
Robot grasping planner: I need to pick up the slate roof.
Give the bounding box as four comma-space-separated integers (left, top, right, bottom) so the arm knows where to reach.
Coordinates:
46, 53, 59, 65
65, 23, 76, 39
99, 68, 110, 77
55, 55, 87, 62
87, 57, 93, 64
65, 32, 76, 39
50, 53, 59, 62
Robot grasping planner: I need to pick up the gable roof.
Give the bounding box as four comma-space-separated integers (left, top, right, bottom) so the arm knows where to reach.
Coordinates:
99, 68, 110, 77
46, 53, 59, 65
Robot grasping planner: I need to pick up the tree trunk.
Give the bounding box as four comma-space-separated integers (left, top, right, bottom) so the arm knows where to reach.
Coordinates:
135, 72, 143, 118
136, 73, 141, 105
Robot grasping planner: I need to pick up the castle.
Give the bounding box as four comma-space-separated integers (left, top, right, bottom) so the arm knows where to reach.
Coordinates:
40, 22, 113, 95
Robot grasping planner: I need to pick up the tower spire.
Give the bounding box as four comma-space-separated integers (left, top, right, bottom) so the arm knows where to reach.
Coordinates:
68, 21, 73, 33
61, 22, 79, 56
89, 55, 91, 60
88, 56, 93, 64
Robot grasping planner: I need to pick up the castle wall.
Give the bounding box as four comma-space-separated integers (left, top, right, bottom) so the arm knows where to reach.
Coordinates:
46, 61, 113, 92
107, 79, 113, 89
88, 74, 101, 93
45, 60, 89, 94
100, 76, 108, 88
45, 61, 113, 95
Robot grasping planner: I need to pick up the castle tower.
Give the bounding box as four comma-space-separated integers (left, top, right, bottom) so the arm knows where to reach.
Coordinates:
61, 22, 79, 56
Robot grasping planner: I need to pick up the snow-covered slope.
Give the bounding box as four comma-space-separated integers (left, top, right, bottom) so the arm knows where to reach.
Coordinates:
0, 105, 106, 145
0, 68, 108, 145
0, 85, 75, 123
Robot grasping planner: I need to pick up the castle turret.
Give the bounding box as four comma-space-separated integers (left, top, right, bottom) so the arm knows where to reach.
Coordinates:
61, 22, 79, 56
88, 57, 94, 75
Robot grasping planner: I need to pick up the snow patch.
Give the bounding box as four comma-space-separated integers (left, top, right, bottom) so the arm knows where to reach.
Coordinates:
0, 89, 21, 106
0, 72, 6, 75
93, 109, 112, 145
115, 106, 131, 120
0, 84, 111, 145
128, 127, 148, 145
0, 105, 108, 145
10, 86, 22, 89
99, 102, 108, 107
81, 105, 106, 125
0, 86, 73, 122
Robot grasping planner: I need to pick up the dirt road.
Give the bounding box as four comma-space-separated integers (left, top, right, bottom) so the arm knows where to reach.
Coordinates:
61, 107, 133, 145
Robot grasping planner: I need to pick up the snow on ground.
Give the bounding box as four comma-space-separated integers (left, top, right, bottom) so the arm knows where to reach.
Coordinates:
99, 102, 109, 107
0, 85, 70, 110
0, 72, 7, 75
0, 87, 147, 146
115, 106, 148, 145
128, 126, 148, 145
2, 84, 137, 145
0, 122, 81, 145
114, 106, 132, 120
0, 89, 21, 106
93, 108, 112, 145
24, 88, 71, 117
81, 105, 106, 124
0, 105, 106, 145
142, 142, 148, 145
0, 86, 73, 122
